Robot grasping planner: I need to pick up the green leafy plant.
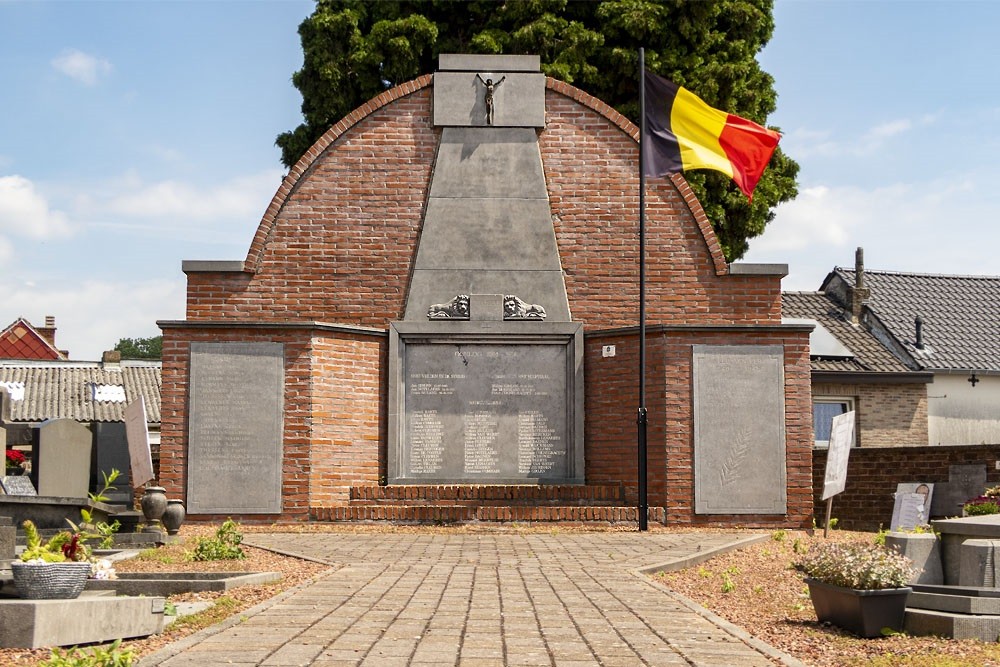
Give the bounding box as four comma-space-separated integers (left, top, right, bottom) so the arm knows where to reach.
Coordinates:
797, 540, 917, 590
190, 519, 246, 562
721, 572, 736, 593
39, 638, 134, 666
771, 529, 787, 542
19, 520, 74, 563
963, 496, 1000, 516
88, 468, 120, 505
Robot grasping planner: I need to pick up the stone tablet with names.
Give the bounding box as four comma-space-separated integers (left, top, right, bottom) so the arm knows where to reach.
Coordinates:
1, 475, 36, 496
187, 342, 284, 514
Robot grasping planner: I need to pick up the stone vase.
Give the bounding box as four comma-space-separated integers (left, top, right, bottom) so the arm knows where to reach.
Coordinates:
140, 486, 168, 533
161, 499, 186, 535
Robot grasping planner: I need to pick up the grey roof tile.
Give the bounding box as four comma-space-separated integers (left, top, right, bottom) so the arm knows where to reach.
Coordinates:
0, 360, 160, 423
782, 291, 913, 373
834, 269, 1000, 372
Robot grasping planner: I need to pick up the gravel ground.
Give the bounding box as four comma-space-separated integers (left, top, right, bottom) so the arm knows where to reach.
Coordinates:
5, 524, 1000, 666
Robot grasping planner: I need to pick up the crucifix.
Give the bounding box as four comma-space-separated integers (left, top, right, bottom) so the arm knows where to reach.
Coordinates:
476, 73, 506, 125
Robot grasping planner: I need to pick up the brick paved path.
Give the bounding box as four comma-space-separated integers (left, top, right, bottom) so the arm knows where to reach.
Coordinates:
140, 531, 804, 667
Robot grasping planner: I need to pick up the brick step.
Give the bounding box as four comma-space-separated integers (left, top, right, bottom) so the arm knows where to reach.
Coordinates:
311, 504, 664, 524
349, 484, 624, 505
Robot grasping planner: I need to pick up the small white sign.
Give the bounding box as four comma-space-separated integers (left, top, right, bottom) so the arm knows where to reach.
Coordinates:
822, 410, 855, 500
602, 345, 616, 358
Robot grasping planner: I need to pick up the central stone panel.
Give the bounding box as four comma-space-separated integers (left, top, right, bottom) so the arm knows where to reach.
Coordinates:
388, 321, 583, 484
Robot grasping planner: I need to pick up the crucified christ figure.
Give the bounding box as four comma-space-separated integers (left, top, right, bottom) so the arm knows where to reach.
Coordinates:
476, 73, 506, 125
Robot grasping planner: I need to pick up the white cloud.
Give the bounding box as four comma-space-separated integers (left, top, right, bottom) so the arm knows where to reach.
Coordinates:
0, 277, 185, 360
83, 169, 283, 223
783, 115, 936, 159
0, 175, 74, 239
51, 49, 113, 86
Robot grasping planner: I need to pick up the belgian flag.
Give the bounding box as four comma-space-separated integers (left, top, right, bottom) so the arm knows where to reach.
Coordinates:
642, 70, 780, 200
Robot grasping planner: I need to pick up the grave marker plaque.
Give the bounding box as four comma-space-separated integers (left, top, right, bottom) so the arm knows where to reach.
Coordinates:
693, 345, 786, 514
0, 476, 36, 496
187, 342, 284, 514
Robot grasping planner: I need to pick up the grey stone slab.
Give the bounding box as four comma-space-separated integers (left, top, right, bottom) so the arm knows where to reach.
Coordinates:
434, 72, 545, 128
726, 263, 789, 276
438, 55, 540, 72
91, 422, 133, 504
388, 322, 584, 485
931, 464, 986, 517
1, 475, 36, 496
428, 127, 548, 199
909, 591, 1000, 615
181, 260, 246, 273
905, 607, 1000, 642
0, 516, 12, 562
32, 418, 91, 498
86, 571, 280, 596
692, 345, 786, 514
414, 199, 561, 270
0, 594, 164, 648
187, 342, 284, 514
885, 533, 943, 585
959, 539, 1000, 587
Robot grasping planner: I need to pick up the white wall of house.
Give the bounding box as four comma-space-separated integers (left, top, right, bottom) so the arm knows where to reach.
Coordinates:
928, 374, 1000, 445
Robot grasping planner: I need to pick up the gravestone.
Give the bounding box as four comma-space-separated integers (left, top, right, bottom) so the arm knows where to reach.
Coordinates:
693, 345, 786, 514
0, 476, 36, 496
931, 464, 987, 518
31, 419, 91, 498
124, 398, 155, 487
187, 342, 284, 514
891, 482, 934, 530
91, 422, 133, 504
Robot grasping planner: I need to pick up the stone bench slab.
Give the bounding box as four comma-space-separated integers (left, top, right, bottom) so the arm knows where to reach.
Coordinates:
86, 571, 280, 596
905, 607, 1000, 642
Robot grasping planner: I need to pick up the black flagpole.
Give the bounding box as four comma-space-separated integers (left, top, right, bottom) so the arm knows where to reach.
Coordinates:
637, 48, 648, 532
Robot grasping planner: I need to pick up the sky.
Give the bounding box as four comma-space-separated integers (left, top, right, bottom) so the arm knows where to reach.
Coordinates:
1, 1, 998, 360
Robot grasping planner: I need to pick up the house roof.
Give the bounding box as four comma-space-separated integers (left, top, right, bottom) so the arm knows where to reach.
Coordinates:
0, 318, 66, 361
826, 268, 1000, 373
0, 359, 161, 424
782, 291, 915, 374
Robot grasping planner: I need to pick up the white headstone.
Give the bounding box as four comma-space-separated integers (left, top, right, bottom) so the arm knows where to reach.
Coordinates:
125, 398, 155, 488
822, 410, 855, 500
890, 483, 934, 530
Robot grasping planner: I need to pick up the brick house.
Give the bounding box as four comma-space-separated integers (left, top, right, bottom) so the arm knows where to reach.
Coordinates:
0, 316, 67, 361
820, 255, 1000, 446
158, 55, 813, 528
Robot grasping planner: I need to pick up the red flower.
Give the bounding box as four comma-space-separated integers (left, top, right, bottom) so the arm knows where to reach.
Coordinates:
5, 449, 25, 466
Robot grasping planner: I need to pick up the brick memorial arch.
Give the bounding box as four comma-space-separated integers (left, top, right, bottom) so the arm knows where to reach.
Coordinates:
158, 54, 813, 527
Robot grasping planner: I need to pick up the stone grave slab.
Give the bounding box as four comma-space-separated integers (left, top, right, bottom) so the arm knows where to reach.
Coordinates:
0, 593, 164, 648
187, 342, 284, 514
931, 464, 986, 518
0, 476, 36, 496
32, 419, 91, 498
693, 345, 786, 514
91, 422, 133, 504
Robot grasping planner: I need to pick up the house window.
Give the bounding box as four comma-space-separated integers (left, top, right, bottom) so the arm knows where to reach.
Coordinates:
813, 397, 855, 448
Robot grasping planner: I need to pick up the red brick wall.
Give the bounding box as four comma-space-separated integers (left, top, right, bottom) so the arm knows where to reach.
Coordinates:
813, 445, 1000, 531
160, 75, 811, 526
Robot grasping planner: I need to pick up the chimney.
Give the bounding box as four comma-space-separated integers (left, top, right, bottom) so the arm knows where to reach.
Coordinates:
34, 315, 60, 350
915, 315, 924, 350
102, 350, 122, 367
850, 247, 870, 325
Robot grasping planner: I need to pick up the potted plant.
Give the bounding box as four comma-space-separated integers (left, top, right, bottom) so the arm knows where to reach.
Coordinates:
11, 519, 113, 599
797, 539, 918, 638
4, 448, 25, 475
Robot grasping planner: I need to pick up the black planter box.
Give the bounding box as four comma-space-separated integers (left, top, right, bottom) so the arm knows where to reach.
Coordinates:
806, 578, 911, 638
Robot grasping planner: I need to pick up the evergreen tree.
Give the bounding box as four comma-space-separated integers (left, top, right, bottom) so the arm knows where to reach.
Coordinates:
277, 0, 798, 260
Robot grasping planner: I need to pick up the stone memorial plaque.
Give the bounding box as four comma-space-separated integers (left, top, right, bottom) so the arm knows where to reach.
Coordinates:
931, 464, 986, 518
187, 342, 284, 514
32, 418, 91, 498
693, 345, 786, 514
389, 322, 583, 484
1, 475, 36, 496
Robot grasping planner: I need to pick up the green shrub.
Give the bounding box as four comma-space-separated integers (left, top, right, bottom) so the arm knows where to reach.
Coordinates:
797, 540, 917, 590
40, 638, 134, 666
190, 519, 246, 561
